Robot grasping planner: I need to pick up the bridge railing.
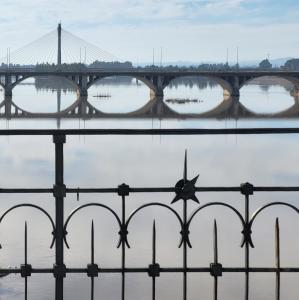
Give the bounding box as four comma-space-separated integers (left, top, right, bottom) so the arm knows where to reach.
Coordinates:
0, 128, 299, 300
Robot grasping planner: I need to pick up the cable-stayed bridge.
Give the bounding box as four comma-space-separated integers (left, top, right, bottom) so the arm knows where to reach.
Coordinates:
1, 23, 119, 66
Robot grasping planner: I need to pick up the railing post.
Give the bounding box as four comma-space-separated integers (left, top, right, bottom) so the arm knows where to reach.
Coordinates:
241, 182, 254, 300
118, 183, 130, 300
53, 134, 66, 300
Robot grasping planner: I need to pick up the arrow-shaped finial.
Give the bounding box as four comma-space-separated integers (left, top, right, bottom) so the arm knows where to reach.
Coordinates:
172, 151, 200, 204
184, 150, 187, 183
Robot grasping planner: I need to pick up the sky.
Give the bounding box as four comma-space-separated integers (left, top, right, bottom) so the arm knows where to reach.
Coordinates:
0, 0, 298, 64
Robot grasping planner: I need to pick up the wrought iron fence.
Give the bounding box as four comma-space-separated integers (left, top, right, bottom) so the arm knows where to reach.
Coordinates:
0, 128, 299, 300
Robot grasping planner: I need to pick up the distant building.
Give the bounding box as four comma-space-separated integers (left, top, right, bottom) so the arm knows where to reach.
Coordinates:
259, 59, 272, 70
284, 59, 299, 70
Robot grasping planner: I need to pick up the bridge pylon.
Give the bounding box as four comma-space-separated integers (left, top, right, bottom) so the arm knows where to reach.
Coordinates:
57, 23, 62, 67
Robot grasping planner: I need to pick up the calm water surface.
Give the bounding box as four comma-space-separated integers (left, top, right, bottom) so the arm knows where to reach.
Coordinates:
0, 77, 298, 300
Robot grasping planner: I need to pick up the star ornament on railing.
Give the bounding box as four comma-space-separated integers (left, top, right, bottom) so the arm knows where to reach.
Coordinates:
171, 150, 200, 204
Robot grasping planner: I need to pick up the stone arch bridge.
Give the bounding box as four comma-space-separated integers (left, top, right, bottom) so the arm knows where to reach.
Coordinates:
0, 69, 299, 99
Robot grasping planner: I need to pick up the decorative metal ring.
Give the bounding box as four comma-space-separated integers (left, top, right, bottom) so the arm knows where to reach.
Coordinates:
187, 202, 245, 227
125, 202, 184, 248
64, 203, 122, 249
249, 202, 299, 227
0, 203, 56, 248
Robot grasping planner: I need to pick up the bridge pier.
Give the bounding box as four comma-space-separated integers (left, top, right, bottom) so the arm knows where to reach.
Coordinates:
294, 93, 299, 105
77, 96, 88, 117
150, 88, 164, 99
149, 75, 164, 99
78, 75, 88, 97
293, 86, 299, 96
231, 88, 240, 98
4, 96, 12, 119
78, 88, 88, 97
229, 76, 240, 98
4, 75, 13, 97
4, 88, 12, 97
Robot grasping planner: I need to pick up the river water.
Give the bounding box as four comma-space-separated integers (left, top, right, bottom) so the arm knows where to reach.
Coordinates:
0, 76, 298, 300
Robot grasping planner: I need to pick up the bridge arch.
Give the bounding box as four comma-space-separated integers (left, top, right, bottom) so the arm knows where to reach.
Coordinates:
163, 74, 233, 96
87, 74, 158, 97
11, 74, 80, 92
239, 75, 299, 90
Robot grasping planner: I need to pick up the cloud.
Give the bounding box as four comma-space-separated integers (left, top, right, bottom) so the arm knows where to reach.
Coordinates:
0, 0, 298, 62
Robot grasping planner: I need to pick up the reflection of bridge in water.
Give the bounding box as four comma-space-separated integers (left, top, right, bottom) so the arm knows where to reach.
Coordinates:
1, 92, 299, 122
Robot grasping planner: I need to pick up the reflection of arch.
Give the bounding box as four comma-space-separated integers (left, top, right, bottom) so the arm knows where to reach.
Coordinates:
64, 203, 122, 248
9, 99, 31, 116
128, 97, 180, 118
274, 102, 299, 117
0, 204, 56, 248
162, 96, 237, 118
239, 100, 299, 118
57, 96, 105, 118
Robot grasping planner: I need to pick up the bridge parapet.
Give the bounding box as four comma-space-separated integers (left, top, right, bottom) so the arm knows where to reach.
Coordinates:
1, 70, 299, 99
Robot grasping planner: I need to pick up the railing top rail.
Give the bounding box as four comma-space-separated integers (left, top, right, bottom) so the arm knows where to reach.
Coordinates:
1, 69, 299, 75
0, 186, 299, 194
0, 128, 298, 136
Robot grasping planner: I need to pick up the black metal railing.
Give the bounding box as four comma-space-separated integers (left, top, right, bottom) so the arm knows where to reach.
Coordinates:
0, 128, 299, 300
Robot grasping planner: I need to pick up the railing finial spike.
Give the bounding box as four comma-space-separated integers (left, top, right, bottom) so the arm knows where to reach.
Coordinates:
24, 220, 28, 265
91, 219, 95, 264
213, 219, 218, 264
152, 219, 156, 264
184, 149, 187, 183
275, 217, 280, 268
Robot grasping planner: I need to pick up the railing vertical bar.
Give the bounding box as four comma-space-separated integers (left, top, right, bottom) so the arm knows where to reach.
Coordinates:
213, 220, 218, 300
91, 278, 94, 300
121, 194, 126, 300
91, 220, 95, 300
183, 150, 188, 300
25, 221, 28, 265
25, 277, 28, 300
183, 199, 187, 300
153, 221, 156, 264
152, 277, 156, 300
91, 220, 95, 264
213, 220, 218, 264
24, 221, 28, 300
152, 220, 156, 300
275, 218, 280, 300
244, 193, 250, 300
53, 134, 66, 300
